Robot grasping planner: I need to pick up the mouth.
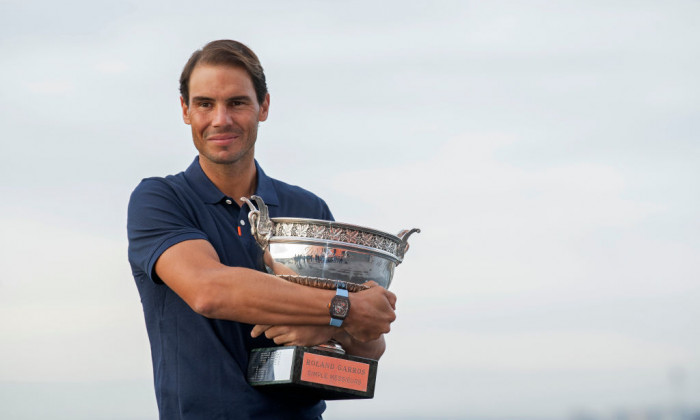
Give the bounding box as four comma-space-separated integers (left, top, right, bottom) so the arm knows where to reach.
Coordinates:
206, 133, 240, 144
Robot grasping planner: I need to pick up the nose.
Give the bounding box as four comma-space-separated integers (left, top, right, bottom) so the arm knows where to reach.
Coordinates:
212, 104, 232, 127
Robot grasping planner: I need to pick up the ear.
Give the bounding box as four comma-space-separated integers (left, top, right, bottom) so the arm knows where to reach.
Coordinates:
180, 96, 191, 125
258, 93, 270, 122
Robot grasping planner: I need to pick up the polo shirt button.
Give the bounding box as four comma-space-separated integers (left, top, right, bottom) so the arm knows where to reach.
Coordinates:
240, 220, 246, 225
225, 199, 233, 205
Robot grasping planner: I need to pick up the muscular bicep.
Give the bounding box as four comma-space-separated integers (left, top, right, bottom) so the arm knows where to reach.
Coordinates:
154, 239, 225, 313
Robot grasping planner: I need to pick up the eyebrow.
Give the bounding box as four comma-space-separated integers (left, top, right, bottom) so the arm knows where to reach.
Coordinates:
191, 95, 253, 103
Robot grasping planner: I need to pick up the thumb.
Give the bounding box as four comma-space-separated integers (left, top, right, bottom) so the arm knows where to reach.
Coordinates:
363, 280, 379, 288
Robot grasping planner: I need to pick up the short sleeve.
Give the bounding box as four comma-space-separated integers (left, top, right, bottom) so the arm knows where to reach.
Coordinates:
127, 178, 208, 283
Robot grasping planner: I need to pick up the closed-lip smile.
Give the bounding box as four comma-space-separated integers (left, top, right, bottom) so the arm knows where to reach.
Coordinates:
207, 133, 240, 143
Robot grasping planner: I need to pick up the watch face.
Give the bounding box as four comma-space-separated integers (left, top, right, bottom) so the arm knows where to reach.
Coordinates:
330, 296, 350, 319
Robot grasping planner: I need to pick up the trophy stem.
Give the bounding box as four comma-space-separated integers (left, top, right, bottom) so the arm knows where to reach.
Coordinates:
313, 338, 345, 355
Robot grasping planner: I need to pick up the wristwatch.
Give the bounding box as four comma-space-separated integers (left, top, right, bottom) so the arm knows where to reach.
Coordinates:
329, 283, 350, 327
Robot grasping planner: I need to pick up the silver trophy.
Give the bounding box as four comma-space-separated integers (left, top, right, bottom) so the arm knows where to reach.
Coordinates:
242, 195, 419, 399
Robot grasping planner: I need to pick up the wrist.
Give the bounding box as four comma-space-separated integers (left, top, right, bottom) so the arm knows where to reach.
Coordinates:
328, 282, 350, 327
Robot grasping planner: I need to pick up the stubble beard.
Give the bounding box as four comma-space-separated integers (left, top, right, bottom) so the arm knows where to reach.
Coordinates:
196, 124, 258, 167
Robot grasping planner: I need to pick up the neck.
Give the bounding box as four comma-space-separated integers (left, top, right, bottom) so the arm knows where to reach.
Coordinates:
199, 155, 257, 206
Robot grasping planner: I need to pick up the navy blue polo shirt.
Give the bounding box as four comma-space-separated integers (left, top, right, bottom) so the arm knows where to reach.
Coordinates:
127, 157, 333, 420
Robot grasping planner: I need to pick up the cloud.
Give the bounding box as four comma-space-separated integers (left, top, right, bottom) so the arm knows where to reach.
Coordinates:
329, 132, 660, 229
26, 80, 74, 94
385, 329, 695, 372
327, 133, 665, 293
0, 217, 150, 382
94, 59, 129, 74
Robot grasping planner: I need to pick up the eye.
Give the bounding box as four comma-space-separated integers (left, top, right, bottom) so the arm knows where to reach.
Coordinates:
228, 97, 252, 107
192, 99, 212, 109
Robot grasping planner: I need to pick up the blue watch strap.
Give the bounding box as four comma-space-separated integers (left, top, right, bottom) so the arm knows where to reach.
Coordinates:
329, 285, 350, 327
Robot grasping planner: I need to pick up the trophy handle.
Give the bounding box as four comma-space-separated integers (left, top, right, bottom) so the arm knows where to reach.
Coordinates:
241, 195, 274, 250
396, 228, 421, 262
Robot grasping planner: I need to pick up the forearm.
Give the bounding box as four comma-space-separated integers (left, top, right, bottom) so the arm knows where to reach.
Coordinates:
186, 266, 335, 325
155, 240, 334, 326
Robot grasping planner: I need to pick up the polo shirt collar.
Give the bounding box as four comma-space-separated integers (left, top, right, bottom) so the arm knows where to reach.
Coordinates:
253, 160, 280, 207
184, 156, 280, 207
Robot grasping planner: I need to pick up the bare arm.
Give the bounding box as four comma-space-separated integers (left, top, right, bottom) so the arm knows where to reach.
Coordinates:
155, 239, 396, 340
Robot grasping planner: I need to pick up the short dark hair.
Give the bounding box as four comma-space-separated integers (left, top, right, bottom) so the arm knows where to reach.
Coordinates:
179, 40, 268, 105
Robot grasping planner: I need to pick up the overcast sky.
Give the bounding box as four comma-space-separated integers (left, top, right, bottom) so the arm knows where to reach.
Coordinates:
1, 1, 699, 419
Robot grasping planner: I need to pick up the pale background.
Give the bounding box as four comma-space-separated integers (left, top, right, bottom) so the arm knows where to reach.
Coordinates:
1, 1, 698, 419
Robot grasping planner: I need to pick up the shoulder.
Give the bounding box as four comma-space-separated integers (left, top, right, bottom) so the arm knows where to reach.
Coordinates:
129, 173, 187, 205
271, 177, 324, 203
129, 177, 169, 201
131, 172, 186, 195
127, 172, 196, 227
268, 177, 334, 221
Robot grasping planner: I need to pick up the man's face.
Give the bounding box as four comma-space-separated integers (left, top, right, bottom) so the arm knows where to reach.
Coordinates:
181, 64, 270, 167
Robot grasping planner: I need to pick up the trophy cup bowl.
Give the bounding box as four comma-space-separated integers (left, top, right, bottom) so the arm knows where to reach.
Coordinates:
242, 195, 419, 399
242, 195, 420, 291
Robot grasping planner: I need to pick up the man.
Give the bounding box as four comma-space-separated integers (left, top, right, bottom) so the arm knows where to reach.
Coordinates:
127, 40, 397, 419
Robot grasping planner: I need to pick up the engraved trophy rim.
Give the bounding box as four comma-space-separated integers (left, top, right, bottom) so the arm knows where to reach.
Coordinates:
266, 216, 418, 264
270, 217, 404, 242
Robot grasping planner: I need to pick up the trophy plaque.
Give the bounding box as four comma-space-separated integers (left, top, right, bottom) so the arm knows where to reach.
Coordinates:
247, 345, 378, 399
242, 195, 419, 400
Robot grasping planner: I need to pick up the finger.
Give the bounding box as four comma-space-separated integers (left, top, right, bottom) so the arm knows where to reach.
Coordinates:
264, 325, 292, 340
264, 327, 279, 340
387, 291, 397, 309
363, 280, 379, 288
272, 330, 294, 346
251, 324, 271, 338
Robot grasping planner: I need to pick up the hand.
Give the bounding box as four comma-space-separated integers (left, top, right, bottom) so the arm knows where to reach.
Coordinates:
251, 324, 335, 347
333, 329, 386, 360
342, 282, 397, 343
